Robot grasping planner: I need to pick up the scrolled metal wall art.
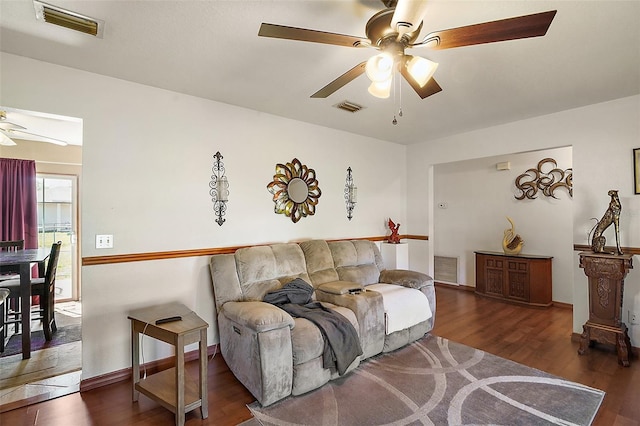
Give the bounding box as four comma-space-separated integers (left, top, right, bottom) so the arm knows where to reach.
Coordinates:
514, 158, 572, 200
210, 151, 229, 226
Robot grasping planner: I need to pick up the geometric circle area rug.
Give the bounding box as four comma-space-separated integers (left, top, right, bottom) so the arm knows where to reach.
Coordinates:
248, 334, 605, 425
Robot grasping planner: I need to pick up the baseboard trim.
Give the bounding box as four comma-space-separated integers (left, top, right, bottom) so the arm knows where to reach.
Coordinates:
434, 282, 475, 291
80, 344, 219, 392
571, 332, 581, 343
435, 282, 573, 309
552, 301, 573, 310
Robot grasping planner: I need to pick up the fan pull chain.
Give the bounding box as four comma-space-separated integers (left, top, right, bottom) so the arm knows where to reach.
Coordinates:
392, 70, 401, 126
398, 75, 403, 118
392, 72, 397, 125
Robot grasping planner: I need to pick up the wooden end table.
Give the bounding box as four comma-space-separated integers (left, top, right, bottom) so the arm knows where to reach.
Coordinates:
128, 302, 209, 425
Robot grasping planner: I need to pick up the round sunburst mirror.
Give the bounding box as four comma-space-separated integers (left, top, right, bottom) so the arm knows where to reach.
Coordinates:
267, 158, 321, 223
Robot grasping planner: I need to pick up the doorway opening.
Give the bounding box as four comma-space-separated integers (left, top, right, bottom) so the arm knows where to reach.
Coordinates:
0, 107, 83, 410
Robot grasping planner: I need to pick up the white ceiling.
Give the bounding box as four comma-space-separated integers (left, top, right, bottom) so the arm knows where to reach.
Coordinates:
0, 105, 83, 145
1, 0, 639, 145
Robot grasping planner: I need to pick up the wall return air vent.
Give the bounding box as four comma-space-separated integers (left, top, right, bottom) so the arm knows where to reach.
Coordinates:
34, 1, 104, 38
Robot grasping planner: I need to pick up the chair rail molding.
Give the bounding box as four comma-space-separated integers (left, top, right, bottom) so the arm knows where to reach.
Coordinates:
82, 235, 429, 266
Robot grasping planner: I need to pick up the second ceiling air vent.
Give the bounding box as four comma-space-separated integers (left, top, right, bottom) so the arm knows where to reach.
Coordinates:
334, 101, 365, 113
33, 1, 104, 38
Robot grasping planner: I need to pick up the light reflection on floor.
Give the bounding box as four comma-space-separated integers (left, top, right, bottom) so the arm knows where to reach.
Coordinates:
0, 301, 82, 412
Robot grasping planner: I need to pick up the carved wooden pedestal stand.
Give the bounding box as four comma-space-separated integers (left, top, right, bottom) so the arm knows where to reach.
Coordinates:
578, 252, 633, 367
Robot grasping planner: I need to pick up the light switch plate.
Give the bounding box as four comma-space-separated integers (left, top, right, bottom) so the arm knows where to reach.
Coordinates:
96, 234, 113, 249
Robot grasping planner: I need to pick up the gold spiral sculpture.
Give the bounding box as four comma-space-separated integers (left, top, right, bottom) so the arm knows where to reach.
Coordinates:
503, 216, 524, 255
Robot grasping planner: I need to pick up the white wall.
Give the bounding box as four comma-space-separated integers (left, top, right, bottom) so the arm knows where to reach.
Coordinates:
1, 53, 408, 379
433, 147, 573, 303
408, 95, 640, 346
4, 49, 639, 379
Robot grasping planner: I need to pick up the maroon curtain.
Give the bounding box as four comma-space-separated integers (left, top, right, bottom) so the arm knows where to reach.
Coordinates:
1, 158, 39, 249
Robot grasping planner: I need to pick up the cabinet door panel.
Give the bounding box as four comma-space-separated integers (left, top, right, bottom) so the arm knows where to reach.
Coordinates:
507, 260, 529, 301
486, 268, 505, 296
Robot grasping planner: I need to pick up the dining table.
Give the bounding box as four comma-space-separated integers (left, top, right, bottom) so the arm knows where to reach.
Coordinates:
0, 247, 50, 359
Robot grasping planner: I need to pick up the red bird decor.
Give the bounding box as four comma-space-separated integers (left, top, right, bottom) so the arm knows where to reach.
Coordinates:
387, 218, 401, 244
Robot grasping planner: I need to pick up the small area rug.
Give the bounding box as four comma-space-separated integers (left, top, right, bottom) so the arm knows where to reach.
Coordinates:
1, 324, 81, 357
247, 335, 605, 425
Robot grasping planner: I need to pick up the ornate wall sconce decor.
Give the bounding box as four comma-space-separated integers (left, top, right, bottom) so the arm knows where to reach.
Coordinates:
514, 158, 572, 200
344, 167, 357, 220
267, 158, 321, 223
209, 151, 229, 226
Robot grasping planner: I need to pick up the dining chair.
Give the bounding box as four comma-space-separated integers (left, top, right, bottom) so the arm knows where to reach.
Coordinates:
1, 241, 62, 341
0, 239, 24, 281
0, 288, 9, 352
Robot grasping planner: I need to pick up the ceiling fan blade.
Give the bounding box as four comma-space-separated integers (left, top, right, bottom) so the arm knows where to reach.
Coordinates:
259, 23, 368, 48
400, 66, 442, 99
311, 62, 367, 98
0, 121, 26, 131
419, 10, 557, 50
6, 129, 68, 146
0, 131, 17, 146
391, 0, 429, 35
0, 110, 27, 131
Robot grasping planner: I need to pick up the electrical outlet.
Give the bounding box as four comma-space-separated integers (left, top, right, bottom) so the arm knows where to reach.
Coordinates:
629, 310, 639, 325
96, 234, 113, 249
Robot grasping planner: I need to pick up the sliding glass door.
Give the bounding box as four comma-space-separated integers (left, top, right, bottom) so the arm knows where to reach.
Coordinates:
36, 174, 79, 301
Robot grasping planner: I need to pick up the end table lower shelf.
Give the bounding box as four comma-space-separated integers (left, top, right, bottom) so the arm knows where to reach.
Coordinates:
135, 367, 203, 414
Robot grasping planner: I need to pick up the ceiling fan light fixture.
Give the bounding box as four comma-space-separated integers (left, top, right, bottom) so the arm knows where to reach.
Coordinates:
365, 53, 394, 82
368, 78, 392, 99
406, 55, 439, 87
258, 5, 556, 101
0, 132, 17, 146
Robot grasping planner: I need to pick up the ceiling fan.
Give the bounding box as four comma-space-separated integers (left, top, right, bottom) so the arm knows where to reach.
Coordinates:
258, 0, 557, 100
0, 110, 68, 146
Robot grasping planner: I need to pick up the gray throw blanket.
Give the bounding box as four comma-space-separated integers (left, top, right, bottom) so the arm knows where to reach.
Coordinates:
264, 278, 362, 375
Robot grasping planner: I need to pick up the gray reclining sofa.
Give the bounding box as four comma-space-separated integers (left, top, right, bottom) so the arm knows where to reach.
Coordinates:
209, 239, 436, 406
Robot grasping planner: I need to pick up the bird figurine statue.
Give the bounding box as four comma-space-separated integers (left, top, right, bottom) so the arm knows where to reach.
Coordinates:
387, 218, 401, 244
502, 216, 524, 255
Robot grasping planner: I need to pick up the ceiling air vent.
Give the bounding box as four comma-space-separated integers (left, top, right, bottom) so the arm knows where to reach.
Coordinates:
33, 1, 104, 38
334, 101, 365, 113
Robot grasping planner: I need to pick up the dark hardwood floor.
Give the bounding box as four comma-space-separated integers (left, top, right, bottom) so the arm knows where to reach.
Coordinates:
2, 285, 638, 425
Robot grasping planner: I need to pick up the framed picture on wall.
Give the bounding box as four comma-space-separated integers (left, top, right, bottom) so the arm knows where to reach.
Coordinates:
635, 148, 640, 194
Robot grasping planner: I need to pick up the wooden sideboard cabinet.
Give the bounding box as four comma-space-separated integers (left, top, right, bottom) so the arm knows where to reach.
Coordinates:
475, 251, 553, 307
